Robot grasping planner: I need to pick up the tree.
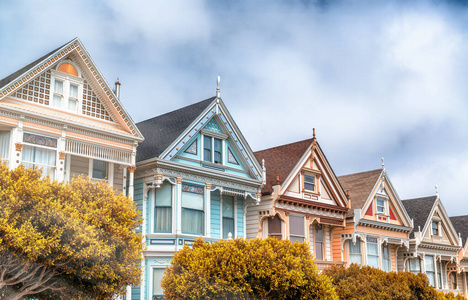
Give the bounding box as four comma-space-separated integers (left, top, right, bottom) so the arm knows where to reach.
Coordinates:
323, 264, 466, 300
0, 163, 143, 300
161, 237, 337, 300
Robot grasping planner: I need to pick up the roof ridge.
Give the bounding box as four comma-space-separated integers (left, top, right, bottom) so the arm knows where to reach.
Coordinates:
254, 138, 314, 153
401, 195, 437, 202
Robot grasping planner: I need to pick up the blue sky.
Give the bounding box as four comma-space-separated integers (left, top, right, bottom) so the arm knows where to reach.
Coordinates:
1, 0, 467, 216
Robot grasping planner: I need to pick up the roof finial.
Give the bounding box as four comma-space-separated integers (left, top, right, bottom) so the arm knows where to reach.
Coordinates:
276, 174, 280, 185
435, 185, 439, 197
313, 128, 316, 138
346, 189, 350, 199
115, 78, 121, 99
216, 76, 220, 99
381, 157, 385, 171
418, 226, 421, 233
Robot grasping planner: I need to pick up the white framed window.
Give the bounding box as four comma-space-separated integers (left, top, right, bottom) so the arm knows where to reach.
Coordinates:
92, 159, 109, 180
289, 215, 305, 243
314, 224, 324, 260
366, 236, 379, 268
376, 197, 387, 214
303, 174, 316, 192
154, 182, 172, 233
432, 221, 440, 236
408, 257, 421, 274
425, 255, 436, 287
203, 135, 223, 164
181, 183, 204, 235
348, 240, 362, 265
437, 261, 442, 288
152, 267, 165, 299
382, 244, 391, 272
50, 62, 83, 113
22, 133, 57, 180
0, 130, 11, 166
222, 195, 235, 239
268, 214, 282, 240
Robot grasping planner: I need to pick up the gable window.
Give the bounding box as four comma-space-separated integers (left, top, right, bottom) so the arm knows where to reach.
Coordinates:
366, 236, 379, 268
304, 174, 316, 192
92, 160, 108, 180
222, 196, 235, 239
408, 257, 421, 274
0, 131, 10, 165
22, 133, 57, 180
348, 240, 362, 265
181, 184, 204, 235
289, 215, 305, 243
154, 182, 172, 233
376, 197, 387, 214
203, 135, 222, 164
51, 62, 83, 113
314, 224, 324, 260
268, 215, 282, 240
382, 244, 391, 272
425, 255, 435, 287
432, 221, 439, 236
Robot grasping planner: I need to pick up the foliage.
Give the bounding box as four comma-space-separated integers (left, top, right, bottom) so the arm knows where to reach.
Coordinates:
0, 163, 143, 300
323, 264, 466, 300
161, 237, 337, 300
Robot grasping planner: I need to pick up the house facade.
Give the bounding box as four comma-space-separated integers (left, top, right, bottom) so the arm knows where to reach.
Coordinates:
251, 136, 350, 270
131, 90, 264, 299
401, 194, 462, 293
0, 38, 143, 196
335, 166, 413, 272
450, 215, 468, 297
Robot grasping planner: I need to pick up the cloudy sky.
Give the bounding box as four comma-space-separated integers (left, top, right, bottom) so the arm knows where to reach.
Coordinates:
1, 0, 467, 216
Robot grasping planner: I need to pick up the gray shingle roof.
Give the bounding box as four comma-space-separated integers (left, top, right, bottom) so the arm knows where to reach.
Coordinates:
402, 196, 437, 238
0, 39, 75, 89
136, 97, 215, 162
449, 215, 468, 246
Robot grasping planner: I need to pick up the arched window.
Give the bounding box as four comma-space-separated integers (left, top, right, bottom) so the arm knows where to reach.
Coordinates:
268, 214, 282, 240
51, 61, 83, 113
57, 63, 78, 76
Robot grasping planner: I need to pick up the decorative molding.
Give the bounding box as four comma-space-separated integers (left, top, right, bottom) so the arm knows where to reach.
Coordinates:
275, 201, 344, 219
127, 166, 136, 173
15, 143, 23, 152
58, 152, 66, 159
66, 139, 132, 165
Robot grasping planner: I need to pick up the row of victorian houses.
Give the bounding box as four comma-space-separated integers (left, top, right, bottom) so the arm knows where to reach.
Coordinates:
1, 38, 468, 300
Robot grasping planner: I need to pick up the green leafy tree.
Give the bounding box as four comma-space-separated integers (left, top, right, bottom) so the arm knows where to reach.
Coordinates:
161, 237, 337, 300
0, 163, 143, 300
323, 264, 466, 300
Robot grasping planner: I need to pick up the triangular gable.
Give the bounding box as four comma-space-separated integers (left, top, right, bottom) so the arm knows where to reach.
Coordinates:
358, 171, 412, 228
420, 197, 461, 246
280, 139, 348, 208
0, 38, 143, 140
161, 98, 263, 181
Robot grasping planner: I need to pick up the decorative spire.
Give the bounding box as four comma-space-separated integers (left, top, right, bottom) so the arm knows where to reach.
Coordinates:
381, 157, 385, 171
435, 185, 439, 197
115, 78, 121, 99
313, 128, 316, 138
276, 174, 280, 185
216, 76, 220, 99
346, 189, 350, 199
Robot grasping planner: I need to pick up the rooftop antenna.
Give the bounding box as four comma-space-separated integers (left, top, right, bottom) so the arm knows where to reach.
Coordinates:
216, 76, 220, 99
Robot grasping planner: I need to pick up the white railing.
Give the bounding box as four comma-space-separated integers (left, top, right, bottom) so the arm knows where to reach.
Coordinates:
66, 139, 132, 165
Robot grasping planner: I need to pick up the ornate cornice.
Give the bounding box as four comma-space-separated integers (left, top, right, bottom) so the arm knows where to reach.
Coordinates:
275, 201, 345, 220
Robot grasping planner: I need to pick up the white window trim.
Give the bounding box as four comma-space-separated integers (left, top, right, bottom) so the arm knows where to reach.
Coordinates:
88, 158, 113, 183
50, 66, 84, 114
201, 131, 228, 165
375, 195, 389, 215
150, 266, 167, 298
151, 181, 176, 235
22, 132, 58, 179
289, 214, 306, 243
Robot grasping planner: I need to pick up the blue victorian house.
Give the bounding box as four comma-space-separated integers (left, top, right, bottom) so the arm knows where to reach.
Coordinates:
129, 81, 265, 299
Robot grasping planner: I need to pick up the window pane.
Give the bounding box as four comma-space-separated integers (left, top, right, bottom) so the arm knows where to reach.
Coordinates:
70, 84, 78, 98
214, 138, 222, 151
432, 222, 439, 235
409, 258, 421, 273
222, 196, 234, 218
156, 182, 172, 206
315, 225, 323, 242
367, 237, 379, 268
181, 209, 203, 235
54, 80, 63, 94
315, 242, 323, 260
290, 236, 304, 243
182, 190, 204, 210
289, 215, 304, 236
68, 99, 77, 111
223, 217, 234, 239
425, 255, 435, 287
155, 207, 171, 232
92, 160, 108, 179
203, 136, 211, 162
22, 145, 56, 180
52, 94, 62, 107
268, 215, 282, 239
348, 240, 362, 265
0, 131, 10, 163
304, 175, 315, 183
153, 268, 165, 295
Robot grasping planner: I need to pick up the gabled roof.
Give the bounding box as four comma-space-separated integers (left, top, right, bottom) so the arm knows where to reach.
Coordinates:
0, 37, 143, 141
402, 196, 437, 238
136, 97, 215, 162
338, 169, 382, 211
449, 215, 468, 246
254, 138, 314, 194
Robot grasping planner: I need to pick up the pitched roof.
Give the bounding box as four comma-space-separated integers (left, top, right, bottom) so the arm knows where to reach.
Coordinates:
449, 215, 468, 246
337, 169, 382, 212
402, 196, 437, 238
136, 97, 215, 162
0, 40, 72, 89
254, 138, 313, 194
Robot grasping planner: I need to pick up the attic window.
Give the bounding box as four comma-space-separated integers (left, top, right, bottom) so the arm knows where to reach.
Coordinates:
432, 221, 440, 236
304, 174, 316, 192
58, 63, 78, 77
51, 62, 83, 113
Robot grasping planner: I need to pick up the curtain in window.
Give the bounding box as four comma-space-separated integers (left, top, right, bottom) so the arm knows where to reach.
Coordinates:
53, 80, 63, 107
409, 258, 421, 274
349, 240, 362, 265
222, 196, 234, 239
0, 131, 10, 164
155, 182, 172, 232
366, 237, 379, 268
22, 145, 56, 180
153, 268, 165, 296
437, 261, 443, 289
289, 215, 305, 243
315, 225, 324, 260
181, 188, 204, 235
268, 215, 282, 240
425, 255, 435, 287
382, 244, 391, 272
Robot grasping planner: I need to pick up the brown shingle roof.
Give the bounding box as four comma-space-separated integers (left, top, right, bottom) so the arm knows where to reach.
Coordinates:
401, 196, 437, 239
254, 138, 313, 194
337, 169, 382, 214
449, 215, 468, 246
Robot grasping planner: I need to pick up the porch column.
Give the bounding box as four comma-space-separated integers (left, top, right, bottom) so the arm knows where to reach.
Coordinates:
205, 183, 211, 237
176, 177, 183, 235
127, 166, 136, 199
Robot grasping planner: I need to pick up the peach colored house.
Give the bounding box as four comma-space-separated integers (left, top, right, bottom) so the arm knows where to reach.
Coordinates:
249, 136, 349, 270
450, 215, 468, 297
335, 166, 413, 272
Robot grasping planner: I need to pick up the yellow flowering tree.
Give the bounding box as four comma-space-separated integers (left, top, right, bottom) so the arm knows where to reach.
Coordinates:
0, 163, 143, 300
161, 237, 337, 300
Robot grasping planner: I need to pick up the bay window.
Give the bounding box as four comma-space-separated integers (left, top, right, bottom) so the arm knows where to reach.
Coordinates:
0, 131, 10, 165
366, 236, 379, 268
222, 195, 235, 239
289, 215, 305, 243
349, 240, 362, 265
425, 255, 435, 287
154, 182, 172, 233
181, 184, 204, 235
